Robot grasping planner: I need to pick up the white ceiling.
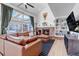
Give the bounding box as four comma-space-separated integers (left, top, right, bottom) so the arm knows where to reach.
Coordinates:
4, 3, 76, 18
7, 3, 47, 16
48, 3, 76, 18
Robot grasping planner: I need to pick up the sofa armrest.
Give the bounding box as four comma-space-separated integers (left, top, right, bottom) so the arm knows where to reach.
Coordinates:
23, 39, 42, 56
5, 39, 42, 56
5, 40, 24, 56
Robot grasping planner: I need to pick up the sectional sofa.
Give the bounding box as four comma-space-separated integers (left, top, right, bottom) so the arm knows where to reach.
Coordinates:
0, 33, 43, 56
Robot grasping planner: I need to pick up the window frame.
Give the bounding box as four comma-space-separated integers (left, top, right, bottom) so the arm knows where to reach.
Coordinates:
7, 9, 33, 34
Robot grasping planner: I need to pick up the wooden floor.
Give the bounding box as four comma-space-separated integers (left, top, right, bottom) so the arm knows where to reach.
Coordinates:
48, 39, 68, 56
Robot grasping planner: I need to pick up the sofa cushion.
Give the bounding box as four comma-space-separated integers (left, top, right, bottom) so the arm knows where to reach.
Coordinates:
25, 36, 37, 44
16, 32, 29, 37
7, 35, 37, 46
7, 35, 26, 46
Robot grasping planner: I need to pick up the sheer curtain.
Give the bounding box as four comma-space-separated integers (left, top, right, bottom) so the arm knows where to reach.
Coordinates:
1, 4, 13, 34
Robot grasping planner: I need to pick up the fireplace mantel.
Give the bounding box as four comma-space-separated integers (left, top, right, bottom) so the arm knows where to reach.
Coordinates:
36, 27, 55, 35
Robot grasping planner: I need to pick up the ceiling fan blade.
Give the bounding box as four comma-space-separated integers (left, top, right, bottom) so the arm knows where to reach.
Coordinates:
26, 3, 34, 8
25, 5, 27, 8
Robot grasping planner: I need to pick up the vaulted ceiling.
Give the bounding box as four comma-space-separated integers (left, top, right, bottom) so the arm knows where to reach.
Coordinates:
4, 3, 76, 18
4, 3, 48, 16
48, 3, 76, 18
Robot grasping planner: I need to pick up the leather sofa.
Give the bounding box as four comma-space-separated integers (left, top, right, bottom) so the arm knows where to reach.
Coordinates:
4, 38, 42, 56
0, 34, 43, 56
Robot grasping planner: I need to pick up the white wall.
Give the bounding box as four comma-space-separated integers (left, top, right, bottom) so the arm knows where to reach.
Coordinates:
36, 4, 55, 27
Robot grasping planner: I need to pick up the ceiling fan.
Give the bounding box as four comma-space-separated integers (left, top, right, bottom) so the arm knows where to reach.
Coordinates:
17, 3, 35, 8
25, 3, 35, 8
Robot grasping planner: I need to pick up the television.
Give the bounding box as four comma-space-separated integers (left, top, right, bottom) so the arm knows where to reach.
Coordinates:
66, 12, 77, 31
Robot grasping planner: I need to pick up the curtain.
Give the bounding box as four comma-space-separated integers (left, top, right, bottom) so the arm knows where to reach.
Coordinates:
1, 4, 13, 34
30, 16, 34, 29
30, 16, 34, 35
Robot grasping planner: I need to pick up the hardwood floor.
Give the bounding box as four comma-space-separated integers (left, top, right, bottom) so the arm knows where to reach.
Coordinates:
48, 39, 68, 56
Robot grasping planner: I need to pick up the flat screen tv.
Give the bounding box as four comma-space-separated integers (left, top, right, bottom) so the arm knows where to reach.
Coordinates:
66, 12, 77, 31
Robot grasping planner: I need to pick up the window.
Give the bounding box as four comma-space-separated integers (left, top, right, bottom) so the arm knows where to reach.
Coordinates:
7, 22, 22, 33
23, 24, 28, 32
12, 10, 17, 17
24, 15, 31, 21
7, 10, 34, 34
16, 14, 23, 19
